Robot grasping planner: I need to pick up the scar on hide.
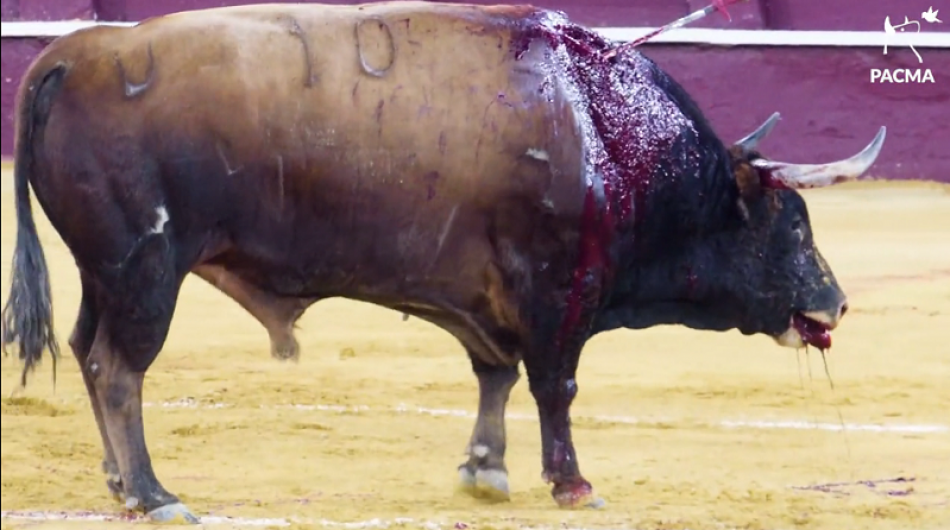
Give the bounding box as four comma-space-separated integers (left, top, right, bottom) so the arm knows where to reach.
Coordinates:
355, 17, 395, 77
107, 205, 170, 271
525, 148, 550, 162
275, 155, 285, 212
431, 205, 458, 267
283, 17, 317, 88
148, 206, 170, 235
216, 143, 243, 176
113, 43, 155, 98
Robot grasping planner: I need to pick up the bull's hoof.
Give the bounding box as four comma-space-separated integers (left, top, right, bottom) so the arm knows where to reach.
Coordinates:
105, 475, 124, 502
552, 480, 605, 509
457, 465, 511, 502
102, 461, 124, 503
147, 502, 200, 524
270, 336, 300, 361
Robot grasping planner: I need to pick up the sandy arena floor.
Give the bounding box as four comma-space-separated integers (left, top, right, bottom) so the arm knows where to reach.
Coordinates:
0, 166, 948, 530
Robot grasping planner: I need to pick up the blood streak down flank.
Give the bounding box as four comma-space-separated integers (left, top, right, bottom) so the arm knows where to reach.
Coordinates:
511, 13, 695, 341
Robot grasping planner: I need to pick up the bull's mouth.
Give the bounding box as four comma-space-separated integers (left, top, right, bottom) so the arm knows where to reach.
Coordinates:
774, 312, 832, 350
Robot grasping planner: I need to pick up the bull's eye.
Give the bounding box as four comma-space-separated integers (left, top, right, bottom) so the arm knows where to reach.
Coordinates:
790, 218, 804, 242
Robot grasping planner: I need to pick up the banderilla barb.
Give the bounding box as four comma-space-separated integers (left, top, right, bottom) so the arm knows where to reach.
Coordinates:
603, 0, 749, 60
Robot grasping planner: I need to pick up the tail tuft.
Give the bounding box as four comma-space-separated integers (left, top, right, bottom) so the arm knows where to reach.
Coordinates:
1, 64, 67, 387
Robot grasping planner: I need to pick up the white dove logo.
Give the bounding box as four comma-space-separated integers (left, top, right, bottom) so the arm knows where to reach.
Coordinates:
921, 6, 942, 24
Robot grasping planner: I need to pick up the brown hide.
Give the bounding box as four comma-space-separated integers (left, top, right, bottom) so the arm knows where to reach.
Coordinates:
22, 2, 590, 366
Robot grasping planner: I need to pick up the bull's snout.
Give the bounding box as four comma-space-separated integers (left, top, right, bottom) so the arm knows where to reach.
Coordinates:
802, 298, 849, 331
774, 295, 848, 350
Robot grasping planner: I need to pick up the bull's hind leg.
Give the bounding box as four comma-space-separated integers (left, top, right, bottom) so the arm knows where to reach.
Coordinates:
457, 355, 520, 502
86, 232, 197, 522
68, 272, 123, 501
88, 326, 196, 522
192, 264, 313, 360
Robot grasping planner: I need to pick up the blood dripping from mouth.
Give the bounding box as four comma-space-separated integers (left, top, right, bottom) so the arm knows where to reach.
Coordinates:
792, 313, 832, 350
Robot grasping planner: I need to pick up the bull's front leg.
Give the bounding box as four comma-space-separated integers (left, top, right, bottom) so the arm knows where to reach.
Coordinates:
524, 318, 605, 509
457, 356, 520, 501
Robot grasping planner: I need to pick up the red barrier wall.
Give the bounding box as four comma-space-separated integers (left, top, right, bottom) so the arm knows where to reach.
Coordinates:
2, 0, 948, 181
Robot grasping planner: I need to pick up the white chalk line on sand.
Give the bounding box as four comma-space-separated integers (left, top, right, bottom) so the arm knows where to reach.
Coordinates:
0, 510, 738, 530
0, 510, 438, 528
142, 398, 949, 435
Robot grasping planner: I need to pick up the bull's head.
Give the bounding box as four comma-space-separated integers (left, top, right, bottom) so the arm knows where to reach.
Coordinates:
725, 113, 886, 349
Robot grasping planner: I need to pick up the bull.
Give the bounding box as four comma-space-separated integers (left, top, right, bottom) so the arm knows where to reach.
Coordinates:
2, 1, 884, 522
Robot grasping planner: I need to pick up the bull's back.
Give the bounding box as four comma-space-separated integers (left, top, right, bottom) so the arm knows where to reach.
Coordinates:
37, 2, 585, 199
28, 2, 588, 295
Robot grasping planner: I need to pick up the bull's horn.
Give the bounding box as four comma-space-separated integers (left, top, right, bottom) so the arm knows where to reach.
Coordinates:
751, 126, 887, 189
735, 112, 781, 150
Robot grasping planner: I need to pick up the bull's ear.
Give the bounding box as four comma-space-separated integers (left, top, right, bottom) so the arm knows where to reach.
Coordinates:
733, 161, 762, 222
728, 146, 762, 222
734, 161, 762, 201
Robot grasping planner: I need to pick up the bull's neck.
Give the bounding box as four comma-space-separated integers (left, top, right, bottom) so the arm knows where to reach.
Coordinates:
592, 141, 741, 335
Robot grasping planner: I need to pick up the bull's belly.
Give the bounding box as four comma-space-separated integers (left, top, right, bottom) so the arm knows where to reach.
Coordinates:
205, 194, 489, 305
202, 198, 529, 366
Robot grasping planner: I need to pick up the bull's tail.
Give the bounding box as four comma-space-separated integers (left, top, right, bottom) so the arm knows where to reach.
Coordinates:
1, 63, 68, 387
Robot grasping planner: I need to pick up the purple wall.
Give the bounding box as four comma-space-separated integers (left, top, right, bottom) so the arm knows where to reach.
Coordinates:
2, 0, 95, 20
646, 45, 949, 182
2, 0, 949, 181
